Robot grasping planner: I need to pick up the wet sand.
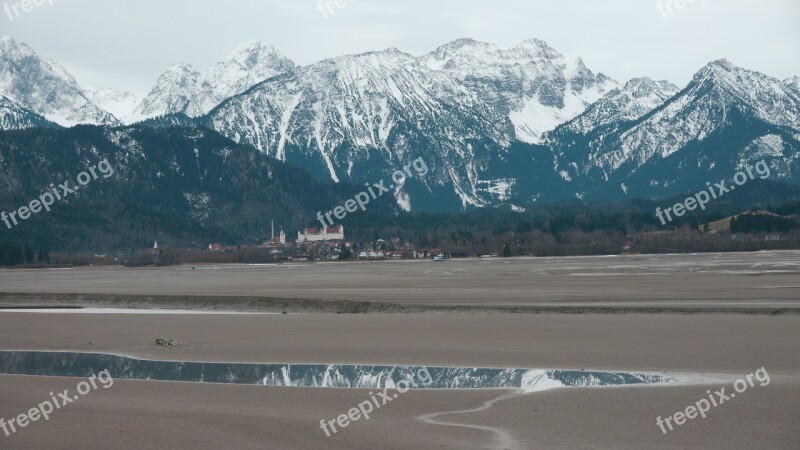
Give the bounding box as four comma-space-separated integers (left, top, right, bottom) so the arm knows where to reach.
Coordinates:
0, 252, 798, 310
1, 251, 799, 449
1, 313, 799, 373
1, 373, 797, 449
1, 312, 799, 448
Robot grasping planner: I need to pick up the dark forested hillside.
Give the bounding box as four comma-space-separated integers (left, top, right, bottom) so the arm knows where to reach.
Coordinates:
0, 125, 395, 252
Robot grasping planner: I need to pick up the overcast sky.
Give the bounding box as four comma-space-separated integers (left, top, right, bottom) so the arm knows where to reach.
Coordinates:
3, 0, 798, 97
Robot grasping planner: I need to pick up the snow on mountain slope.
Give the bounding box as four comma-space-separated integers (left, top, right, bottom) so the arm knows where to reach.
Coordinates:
84, 87, 139, 123
0, 36, 120, 127
0, 94, 59, 130
786, 76, 800, 95
133, 41, 295, 120
559, 77, 680, 135
422, 38, 618, 144
599, 59, 800, 171
4, 34, 798, 209
567, 59, 800, 178
206, 41, 296, 102
206, 47, 515, 209
130, 63, 210, 122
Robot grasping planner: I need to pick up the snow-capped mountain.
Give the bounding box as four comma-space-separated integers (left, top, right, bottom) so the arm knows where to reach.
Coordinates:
84, 87, 139, 124
205, 47, 516, 210
596, 59, 799, 172
0, 94, 59, 130
133, 41, 295, 120
0, 36, 120, 127
205, 41, 296, 102
786, 76, 800, 95
557, 77, 679, 135
201, 43, 799, 209
422, 38, 618, 144
551, 59, 800, 200
3, 34, 799, 210
131, 63, 207, 122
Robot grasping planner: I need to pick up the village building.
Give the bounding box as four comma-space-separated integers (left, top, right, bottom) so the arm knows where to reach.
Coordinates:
297, 225, 345, 243
265, 229, 286, 246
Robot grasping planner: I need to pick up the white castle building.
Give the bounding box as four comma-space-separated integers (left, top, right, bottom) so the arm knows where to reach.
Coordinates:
297, 225, 345, 243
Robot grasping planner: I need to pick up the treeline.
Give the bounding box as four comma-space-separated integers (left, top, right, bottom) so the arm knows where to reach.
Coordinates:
117, 247, 277, 267
338, 201, 800, 256
731, 214, 800, 233
0, 241, 50, 267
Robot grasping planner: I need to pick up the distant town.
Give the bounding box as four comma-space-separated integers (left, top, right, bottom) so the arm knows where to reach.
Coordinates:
85, 223, 455, 268
2, 208, 797, 269
208, 224, 449, 262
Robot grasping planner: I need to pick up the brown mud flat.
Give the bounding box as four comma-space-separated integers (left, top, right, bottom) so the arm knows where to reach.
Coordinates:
1, 252, 799, 449
2, 311, 799, 449
1, 292, 800, 315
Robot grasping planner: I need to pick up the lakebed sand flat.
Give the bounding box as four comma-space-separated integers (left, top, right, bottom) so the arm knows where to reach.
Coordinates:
0, 251, 799, 313
1, 375, 797, 450
1, 251, 799, 449
1, 313, 798, 449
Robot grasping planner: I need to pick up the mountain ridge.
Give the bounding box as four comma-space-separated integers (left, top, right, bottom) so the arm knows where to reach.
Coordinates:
1, 36, 798, 212
131, 41, 296, 121
0, 36, 121, 127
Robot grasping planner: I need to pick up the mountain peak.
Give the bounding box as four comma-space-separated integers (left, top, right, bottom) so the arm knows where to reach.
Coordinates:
447, 37, 480, 46
134, 42, 295, 120
691, 59, 758, 93
708, 58, 734, 67
423, 38, 497, 70
622, 77, 678, 93
515, 38, 561, 58
691, 57, 798, 101
597, 59, 800, 168
624, 76, 653, 86
558, 75, 679, 136
230, 40, 275, 54
436, 37, 493, 51
696, 58, 740, 78
337, 46, 416, 63
0, 36, 119, 127
166, 62, 196, 72
225, 40, 287, 67
517, 38, 551, 48
690, 59, 794, 107
0, 35, 35, 57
